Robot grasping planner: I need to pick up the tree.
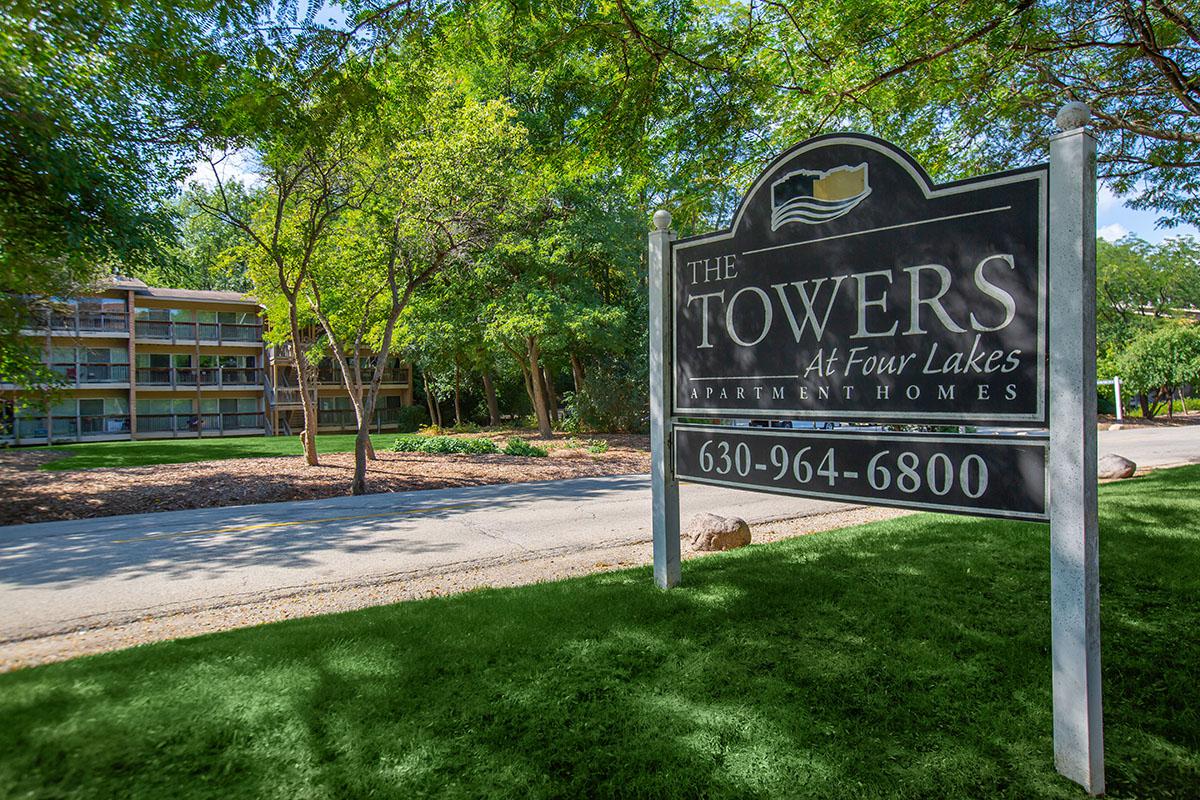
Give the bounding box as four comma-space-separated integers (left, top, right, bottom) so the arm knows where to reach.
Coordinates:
572, 0, 1200, 231
1116, 322, 1200, 418
134, 183, 259, 292
206, 145, 362, 465
302, 86, 529, 493
0, 0, 270, 396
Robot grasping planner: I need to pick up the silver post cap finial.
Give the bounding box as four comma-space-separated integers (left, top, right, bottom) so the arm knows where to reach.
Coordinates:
1055, 101, 1091, 132
653, 209, 672, 231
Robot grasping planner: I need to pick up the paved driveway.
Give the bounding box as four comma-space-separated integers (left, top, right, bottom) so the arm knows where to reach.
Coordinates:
1, 424, 1196, 644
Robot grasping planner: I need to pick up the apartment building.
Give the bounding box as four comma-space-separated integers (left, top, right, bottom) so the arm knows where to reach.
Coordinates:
2, 277, 414, 445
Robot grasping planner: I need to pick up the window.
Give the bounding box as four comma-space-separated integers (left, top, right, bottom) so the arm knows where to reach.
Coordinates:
79, 399, 104, 417
84, 348, 127, 364
170, 308, 194, 322
78, 298, 124, 312
135, 307, 170, 321
172, 354, 192, 368
218, 311, 257, 325
136, 353, 171, 368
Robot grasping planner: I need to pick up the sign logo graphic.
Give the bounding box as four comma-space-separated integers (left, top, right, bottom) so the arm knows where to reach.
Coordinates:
770, 163, 870, 229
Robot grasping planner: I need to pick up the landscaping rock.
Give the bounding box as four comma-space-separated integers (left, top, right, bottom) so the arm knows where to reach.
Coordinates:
1098, 453, 1137, 479
684, 513, 751, 551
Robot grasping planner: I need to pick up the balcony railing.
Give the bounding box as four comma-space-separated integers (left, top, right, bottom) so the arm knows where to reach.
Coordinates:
134, 320, 262, 343
134, 367, 262, 387
317, 406, 407, 429
9, 414, 131, 440
315, 367, 410, 386
270, 386, 303, 406
30, 310, 129, 335
50, 363, 130, 385
136, 412, 265, 433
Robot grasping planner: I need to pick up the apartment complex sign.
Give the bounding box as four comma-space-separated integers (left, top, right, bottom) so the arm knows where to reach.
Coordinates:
672, 135, 1048, 425
650, 109, 1104, 794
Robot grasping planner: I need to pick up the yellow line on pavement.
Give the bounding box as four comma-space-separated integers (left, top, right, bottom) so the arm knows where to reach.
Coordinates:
112, 501, 489, 544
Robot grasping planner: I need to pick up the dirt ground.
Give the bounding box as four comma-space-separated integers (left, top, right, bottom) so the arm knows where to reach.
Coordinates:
0, 434, 651, 526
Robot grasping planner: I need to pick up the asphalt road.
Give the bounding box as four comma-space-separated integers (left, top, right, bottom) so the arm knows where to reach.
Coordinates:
1, 425, 1197, 642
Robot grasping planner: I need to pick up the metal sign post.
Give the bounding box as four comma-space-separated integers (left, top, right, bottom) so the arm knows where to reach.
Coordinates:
1048, 102, 1104, 794
649, 210, 680, 589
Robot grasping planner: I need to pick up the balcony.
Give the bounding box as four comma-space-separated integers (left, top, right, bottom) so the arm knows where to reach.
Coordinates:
136, 412, 265, 434
315, 367, 411, 386
28, 311, 129, 335
317, 406, 408, 430
8, 414, 131, 441
134, 320, 262, 344
50, 363, 130, 386
134, 367, 263, 388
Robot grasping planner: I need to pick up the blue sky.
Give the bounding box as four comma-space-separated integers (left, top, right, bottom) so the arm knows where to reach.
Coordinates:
1097, 185, 1197, 244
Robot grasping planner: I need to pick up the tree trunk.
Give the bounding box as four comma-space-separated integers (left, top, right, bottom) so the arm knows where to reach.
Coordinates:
482, 372, 500, 427
423, 372, 437, 427
570, 352, 586, 395
288, 316, 319, 466
542, 365, 559, 421
453, 361, 462, 427
1139, 392, 1152, 419
527, 337, 554, 438
351, 424, 370, 495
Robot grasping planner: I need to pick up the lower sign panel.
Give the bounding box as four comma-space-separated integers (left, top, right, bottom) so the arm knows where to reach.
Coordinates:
674, 425, 1048, 521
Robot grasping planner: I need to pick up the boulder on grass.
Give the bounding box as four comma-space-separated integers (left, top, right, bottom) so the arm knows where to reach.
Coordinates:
684, 513, 751, 551
1098, 453, 1137, 479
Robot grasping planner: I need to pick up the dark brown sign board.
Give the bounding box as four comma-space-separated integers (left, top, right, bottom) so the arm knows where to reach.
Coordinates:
672, 135, 1048, 425
674, 424, 1048, 521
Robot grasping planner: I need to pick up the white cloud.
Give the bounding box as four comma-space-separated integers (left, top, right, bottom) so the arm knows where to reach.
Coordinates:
1098, 223, 1129, 242
1097, 185, 1121, 213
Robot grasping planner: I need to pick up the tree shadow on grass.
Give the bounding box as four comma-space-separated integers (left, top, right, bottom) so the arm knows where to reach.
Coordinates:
0, 468, 1197, 798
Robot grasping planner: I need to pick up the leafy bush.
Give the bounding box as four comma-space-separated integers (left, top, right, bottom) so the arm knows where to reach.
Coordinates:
451, 421, 480, 433
392, 405, 429, 433
1115, 322, 1200, 417
502, 438, 548, 457
561, 355, 648, 433
586, 440, 609, 454
393, 435, 499, 455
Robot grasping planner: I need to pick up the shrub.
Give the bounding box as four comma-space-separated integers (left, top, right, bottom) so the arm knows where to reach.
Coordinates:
451, 421, 480, 434
586, 440, 609, 454
392, 405, 429, 434
393, 435, 499, 455
503, 438, 548, 457
561, 354, 649, 433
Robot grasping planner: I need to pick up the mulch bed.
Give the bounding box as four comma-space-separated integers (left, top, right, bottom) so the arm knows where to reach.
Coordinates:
0, 435, 650, 526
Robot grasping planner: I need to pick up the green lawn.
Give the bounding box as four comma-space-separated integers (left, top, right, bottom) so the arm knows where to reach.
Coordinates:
2, 468, 1197, 798
34, 433, 405, 471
